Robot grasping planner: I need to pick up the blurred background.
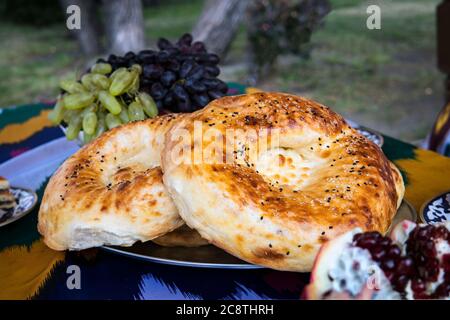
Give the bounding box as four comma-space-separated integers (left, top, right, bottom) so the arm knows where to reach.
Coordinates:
0, 0, 445, 143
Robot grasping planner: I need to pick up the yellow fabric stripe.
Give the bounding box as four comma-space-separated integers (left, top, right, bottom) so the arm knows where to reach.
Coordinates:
245, 87, 263, 94
0, 240, 64, 299
0, 110, 53, 144
394, 148, 450, 213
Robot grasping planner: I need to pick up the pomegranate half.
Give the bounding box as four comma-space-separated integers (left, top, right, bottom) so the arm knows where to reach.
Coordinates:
304, 220, 450, 300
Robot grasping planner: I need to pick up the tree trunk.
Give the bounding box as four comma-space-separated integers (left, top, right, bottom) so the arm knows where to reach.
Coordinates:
60, 0, 103, 56
192, 0, 249, 57
102, 0, 145, 55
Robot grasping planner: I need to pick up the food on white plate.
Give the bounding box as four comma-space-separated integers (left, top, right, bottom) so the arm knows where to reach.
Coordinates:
0, 176, 16, 211
162, 92, 404, 272
304, 220, 450, 300
101, 33, 228, 113
153, 225, 209, 247
38, 114, 185, 251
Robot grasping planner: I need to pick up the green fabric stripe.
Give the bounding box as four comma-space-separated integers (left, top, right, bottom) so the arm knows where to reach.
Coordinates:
382, 135, 416, 161
382, 135, 415, 185
0, 104, 52, 131
227, 82, 247, 94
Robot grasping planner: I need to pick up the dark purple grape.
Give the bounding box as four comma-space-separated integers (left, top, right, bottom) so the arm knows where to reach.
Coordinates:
179, 60, 196, 78
165, 47, 180, 56
138, 50, 157, 63
204, 65, 220, 77
177, 99, 192, 112
166, 59, 180, 72
192, 93, 210, 107
163, 91, 175, 107
187, 65, 205, 81
178, 44, 191, 54
157, 38, 173, 50
191, 41, 206, 53
176, 53, 194, 62
96, 58, 107, 64
208, 90, 225, 100
185, 78, 207, 93
217, 80, 228, 93
141, 78, 153, 87
177, 33, 193, 47
143, 64, 163, 79
203, 78, 221, 89
173, 84, 189, 101
157, 50, 171, 63
161, 71, 177, 87
150, 82, 167, 100
108, 54, 118, 63
115, 57, 127, 67
195, 53, 220, 65
155, 99, 164, 110
124, 51, 136, 60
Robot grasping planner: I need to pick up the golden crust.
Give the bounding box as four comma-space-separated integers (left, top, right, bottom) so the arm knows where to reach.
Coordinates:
162, 92, 405, 272
38, 114, 185, 251
152, 225, 209, 247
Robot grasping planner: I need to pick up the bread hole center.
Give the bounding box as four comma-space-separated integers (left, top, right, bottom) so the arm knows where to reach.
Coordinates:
255, 147, 320, 190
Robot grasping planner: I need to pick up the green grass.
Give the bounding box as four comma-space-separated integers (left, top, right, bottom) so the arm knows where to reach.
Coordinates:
0, 23, 81, 107
247, 0, 443, 141
0, 0, 444, 141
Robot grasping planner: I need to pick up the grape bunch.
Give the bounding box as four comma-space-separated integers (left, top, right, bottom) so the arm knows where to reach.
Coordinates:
49, 63, 158, 144
99, 33, 228, 113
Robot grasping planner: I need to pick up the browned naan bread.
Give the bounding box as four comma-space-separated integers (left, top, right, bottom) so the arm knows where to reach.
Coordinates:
161, 92, 404, 272
152, 225, 209, 247
38, 114, 185, 251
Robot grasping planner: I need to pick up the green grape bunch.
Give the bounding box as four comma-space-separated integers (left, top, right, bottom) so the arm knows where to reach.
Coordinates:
48, 62, 158, 144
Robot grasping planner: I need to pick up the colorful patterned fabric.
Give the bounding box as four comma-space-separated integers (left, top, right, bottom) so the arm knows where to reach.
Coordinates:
1, 84, 450, 300
424, 102, 450, 156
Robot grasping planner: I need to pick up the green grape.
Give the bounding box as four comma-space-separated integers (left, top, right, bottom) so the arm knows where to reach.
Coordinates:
63, 92, 95, 110
91, 74, 110, 90
95, 112, 106, 138
128, 101, 145, 121
109, 70, 134, 96
59, 79, 85, 94
91, 63, 112, 75
66, 117, 82, 140
138, 92, 158, 118
80, 103, 97, 117
127, 72, 140, 94
48, 97, 65, 124
62, 109, 80, 124
105, 113, 122, 129
83, 132, 94, 144
119, 107, 130, 123
82, 112, 97, 135
130, 64, 142, 74
109, 67, 127, 82
98, 91, 122, 115
80, 74, 97, 91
